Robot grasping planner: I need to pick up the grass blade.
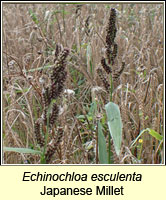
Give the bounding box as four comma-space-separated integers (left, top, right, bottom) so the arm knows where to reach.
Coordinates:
3, 147, 42, 155
146, 128, 163, 141
131, 128, 163, 147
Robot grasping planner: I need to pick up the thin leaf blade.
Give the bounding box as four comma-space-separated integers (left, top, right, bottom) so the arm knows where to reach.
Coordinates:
3, 147, 42, 155
147, 128, 163, 141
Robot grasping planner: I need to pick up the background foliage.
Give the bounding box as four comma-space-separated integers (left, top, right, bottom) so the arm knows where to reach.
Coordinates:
2, 3, 164, 164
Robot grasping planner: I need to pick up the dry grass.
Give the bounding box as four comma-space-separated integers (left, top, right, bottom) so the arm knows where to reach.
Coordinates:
2, 3, 164, 164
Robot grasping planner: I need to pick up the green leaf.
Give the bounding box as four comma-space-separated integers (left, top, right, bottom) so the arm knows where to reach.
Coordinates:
90, 60, 93, 76
105, 102, 123, 156
76, 115, 85, 119
98, 121, 108, 164
26, 64, 52, 72
29, 9, 39, 24
131, 128, 163, 147
53, 10, 70, 15
3, 147, 42, 155
86, 43, 93, 75
88, 101, 97, 117
146, 128, 163, 141
87, 115, 93, 121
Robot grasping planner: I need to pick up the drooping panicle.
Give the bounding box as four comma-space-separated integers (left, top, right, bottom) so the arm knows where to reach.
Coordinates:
97, 8, 125, 97
34, 47, 70, 146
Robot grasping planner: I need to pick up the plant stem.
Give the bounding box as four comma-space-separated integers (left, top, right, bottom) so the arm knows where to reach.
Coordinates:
110, 74, 113, 102
108, 74, 114, 164
96, 120, 99, 164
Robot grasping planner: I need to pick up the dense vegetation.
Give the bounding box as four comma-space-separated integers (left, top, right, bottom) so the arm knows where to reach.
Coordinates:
2, 3, 164, 164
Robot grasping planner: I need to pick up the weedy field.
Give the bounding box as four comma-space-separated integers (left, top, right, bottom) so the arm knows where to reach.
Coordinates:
2, 3, 164, 164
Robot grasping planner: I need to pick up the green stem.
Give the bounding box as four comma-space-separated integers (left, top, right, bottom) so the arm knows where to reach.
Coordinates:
110, 74, 113, 102
108, 74, 114, 164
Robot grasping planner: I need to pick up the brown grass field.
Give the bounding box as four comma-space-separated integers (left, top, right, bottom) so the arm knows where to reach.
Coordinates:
2, 3, 164, 164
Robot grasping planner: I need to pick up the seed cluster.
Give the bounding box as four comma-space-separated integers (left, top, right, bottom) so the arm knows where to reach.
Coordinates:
97, 8, 125, 94
34, 119, 45, 148
42, 48, 69, 126
49, 103, 59, 128
97, 68, 110, 93
101, 57, 112, 74
112, 62, 125, 81
105, 8, 118, 65
34, 46, 69, 152
111, 43, 118, 65
45, 127, 64, 163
